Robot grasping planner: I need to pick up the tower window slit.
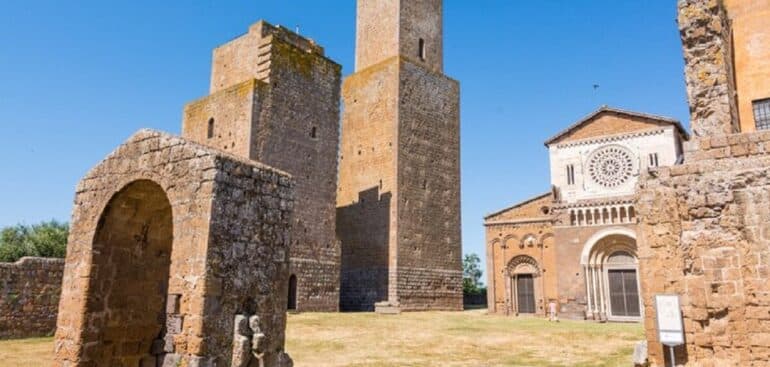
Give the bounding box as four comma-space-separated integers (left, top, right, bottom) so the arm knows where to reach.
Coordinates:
418, 38, 426, 61
207, 118, 215, 139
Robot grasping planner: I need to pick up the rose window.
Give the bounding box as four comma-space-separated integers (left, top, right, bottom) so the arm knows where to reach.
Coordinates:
587, 146, 634, 188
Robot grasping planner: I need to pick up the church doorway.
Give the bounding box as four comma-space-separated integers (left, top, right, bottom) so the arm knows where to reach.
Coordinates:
581, 228, 641, 322
515, 274, 536, 314
288, 274, 298, 311
607, 268, 640, 317
505, 255, 542, 316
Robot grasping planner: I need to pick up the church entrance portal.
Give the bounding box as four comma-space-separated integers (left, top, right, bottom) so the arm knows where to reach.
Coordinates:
515, 274, 536, 314
581, 228, 642, 322
607, 268, 641, 317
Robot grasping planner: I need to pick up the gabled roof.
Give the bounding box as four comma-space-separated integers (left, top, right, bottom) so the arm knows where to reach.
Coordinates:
544, 106, 690, 146
483, 192, 552, 221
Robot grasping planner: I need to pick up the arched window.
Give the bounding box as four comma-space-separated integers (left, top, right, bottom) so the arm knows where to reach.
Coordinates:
207, 118, 215, 139
287, 274, 297, 311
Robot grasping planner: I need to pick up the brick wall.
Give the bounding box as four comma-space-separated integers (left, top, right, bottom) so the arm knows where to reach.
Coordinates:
0, 257, 63, 339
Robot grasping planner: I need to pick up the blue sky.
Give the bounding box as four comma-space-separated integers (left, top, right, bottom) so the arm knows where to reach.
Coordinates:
0, 1, 689, 277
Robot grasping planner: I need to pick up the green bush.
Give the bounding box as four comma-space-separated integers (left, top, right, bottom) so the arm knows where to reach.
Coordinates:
0, 220, 69, 262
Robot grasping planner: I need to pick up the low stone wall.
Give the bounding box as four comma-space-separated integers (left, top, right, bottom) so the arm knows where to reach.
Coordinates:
638, 139, 770, 365
0, 257, 64, 339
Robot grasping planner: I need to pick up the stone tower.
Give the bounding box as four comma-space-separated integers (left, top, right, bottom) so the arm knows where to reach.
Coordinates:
337, 0, 463, 312
182, 21, 342, 312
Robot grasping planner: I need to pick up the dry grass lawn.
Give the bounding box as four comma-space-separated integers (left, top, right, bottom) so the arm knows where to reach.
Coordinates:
0, 310, 642, 367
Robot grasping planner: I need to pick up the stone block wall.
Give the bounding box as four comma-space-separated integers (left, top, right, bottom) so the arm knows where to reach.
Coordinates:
638, 141, 770, 366
338, 59, 400, 311
0, 257, 63, 339
677, 0, 740, 137
184, 21, 342, 312
55, 130, 293, 367
395, 58, 462, 311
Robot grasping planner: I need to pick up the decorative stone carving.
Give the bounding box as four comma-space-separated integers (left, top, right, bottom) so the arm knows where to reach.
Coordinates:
506, 255, 540, 276
587, 145, 634, 188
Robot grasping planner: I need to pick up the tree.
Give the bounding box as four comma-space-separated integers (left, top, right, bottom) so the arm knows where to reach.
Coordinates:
463, 253, 485, 295
0, 220, 69, 262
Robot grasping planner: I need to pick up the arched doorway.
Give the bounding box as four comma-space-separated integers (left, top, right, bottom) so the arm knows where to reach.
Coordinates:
505, 255, 541, 316
287, 274, 298, 311
86, 180, 173, 365
580, 228, 641, 322
605, 251, 640, 318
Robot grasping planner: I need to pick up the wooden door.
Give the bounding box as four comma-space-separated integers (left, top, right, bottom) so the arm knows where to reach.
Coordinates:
516, 274, 536, 314
608, 269, 640, 317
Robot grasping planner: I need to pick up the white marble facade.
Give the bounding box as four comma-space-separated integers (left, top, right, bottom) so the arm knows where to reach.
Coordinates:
549, 124, 683, 204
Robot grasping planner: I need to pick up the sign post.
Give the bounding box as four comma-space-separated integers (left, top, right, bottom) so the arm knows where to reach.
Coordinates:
655, 294, 684, 367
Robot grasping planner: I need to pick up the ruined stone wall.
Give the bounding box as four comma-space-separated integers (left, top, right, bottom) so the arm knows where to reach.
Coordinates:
338, 58, 400, 311
395, 58, 462, 311
637, 1, 770, 364
638, 138, 770, 366
0, 257, 63, 339
184, 21, 342, 312
678, 0, 740, 137
55, 130, 293, 367
205, 151, 294, 367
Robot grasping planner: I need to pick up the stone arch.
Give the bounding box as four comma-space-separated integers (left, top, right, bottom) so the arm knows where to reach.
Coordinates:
86, 180, 174, 365
504, 255, 542, 316
506, 255, 541, 276
580, 227, 641, 322
580, 227, 637, 265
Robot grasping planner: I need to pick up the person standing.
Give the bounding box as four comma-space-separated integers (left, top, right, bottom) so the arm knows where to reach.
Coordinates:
549, 300, 559, 322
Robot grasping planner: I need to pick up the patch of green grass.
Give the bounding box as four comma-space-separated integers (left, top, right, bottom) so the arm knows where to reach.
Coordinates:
1, 311, 643, 367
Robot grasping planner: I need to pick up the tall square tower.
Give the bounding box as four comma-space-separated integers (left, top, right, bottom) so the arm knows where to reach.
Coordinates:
337, 0, 462, 312
182, 21, 342, 312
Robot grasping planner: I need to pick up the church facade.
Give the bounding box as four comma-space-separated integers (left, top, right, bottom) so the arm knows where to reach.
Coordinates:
485, 107, 688, 321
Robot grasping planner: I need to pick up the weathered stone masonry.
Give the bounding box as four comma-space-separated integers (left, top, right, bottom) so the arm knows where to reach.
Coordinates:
183, 21, 342, 312
55, 130, 294, 367
0, 257, 63, 339
638, 1, 770, 365
338, 0, 463, 312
